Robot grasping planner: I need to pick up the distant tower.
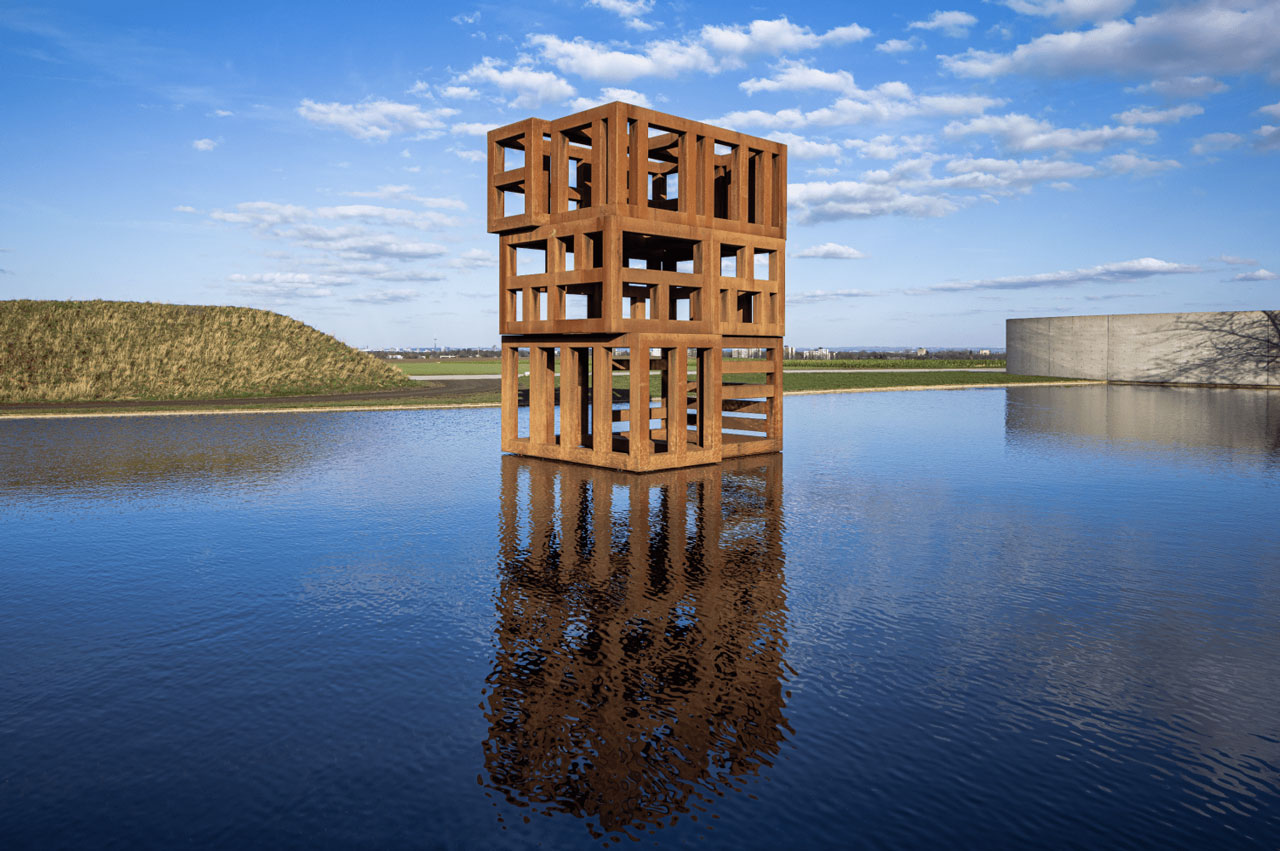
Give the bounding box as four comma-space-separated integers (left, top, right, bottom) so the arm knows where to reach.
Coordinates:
488, 102, 786, 472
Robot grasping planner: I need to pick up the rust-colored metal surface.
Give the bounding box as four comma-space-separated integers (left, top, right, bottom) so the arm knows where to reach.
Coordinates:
489, 102, 786, 471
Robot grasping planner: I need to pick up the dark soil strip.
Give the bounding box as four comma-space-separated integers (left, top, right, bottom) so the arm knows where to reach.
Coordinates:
0, 379, 500, 412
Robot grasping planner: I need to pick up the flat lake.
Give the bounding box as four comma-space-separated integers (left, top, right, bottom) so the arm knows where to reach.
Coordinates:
2, 385, 1278, 848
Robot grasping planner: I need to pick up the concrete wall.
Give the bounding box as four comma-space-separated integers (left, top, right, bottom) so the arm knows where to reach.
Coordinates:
1007, 310, 1278, 387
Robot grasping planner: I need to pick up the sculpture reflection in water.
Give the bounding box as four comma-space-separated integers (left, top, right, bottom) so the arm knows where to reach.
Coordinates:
485, 454, 790, 839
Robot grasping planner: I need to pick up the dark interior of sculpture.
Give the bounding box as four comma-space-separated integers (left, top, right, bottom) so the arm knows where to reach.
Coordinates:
488, 102, 787, 471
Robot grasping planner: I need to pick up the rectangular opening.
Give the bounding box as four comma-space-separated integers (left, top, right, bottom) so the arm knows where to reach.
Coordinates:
573, 346, 592, 449
515, 347, 530, 439
510, 288, 523, 323
502, 143, 525, 171
503, 189, 525, 217
720, 346, 769, 438
669, 285, 699, 321
688, 349, 704, 448
737, 291, 758, 324
611, 347, 630, 436
623, 232, 697, 272
515, 241, 547, 276
653, 347, 671, 454
747, 150, 759, 224
720, 245, 741, 277
559, 236, 575, 272
754, 249, 773, 281
534, 287, 548, 322
622, 283, 652, 320
562, 283, 602, 320
583, 231, 603, 269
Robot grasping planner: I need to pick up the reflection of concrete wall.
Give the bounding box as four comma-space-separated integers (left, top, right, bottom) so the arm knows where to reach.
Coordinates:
1007, 311, 1278, 386
1006, 384, 1280, 457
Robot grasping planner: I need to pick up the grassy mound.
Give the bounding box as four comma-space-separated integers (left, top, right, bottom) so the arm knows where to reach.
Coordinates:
0, 300, 414, 402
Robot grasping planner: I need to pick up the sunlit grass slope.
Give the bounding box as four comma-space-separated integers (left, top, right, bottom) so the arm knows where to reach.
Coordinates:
0, 300, 414, 402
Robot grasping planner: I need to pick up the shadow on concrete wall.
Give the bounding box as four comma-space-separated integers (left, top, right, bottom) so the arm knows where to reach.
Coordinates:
1153, 310, 1280, 386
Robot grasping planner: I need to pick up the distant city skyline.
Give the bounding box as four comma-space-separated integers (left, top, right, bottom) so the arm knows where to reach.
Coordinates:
2, 0, 1278, 348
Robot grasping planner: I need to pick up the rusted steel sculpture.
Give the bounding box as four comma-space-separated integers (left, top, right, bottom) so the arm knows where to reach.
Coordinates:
488, 102, 786, 471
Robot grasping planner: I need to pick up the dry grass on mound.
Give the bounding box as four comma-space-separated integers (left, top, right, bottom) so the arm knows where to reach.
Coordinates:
0, 300, 414, 402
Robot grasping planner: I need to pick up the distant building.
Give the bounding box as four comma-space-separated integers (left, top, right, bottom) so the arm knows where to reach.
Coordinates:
915, 347, 929, 357
978, 349, 991, 356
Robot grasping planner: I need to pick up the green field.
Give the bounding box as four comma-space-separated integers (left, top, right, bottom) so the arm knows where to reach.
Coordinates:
779, 358, 1005, 370
396, 359, 505, 375
395, 357, 1006, 376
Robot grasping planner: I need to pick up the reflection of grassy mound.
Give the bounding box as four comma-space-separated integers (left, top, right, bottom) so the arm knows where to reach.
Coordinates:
0, 300, 413, 402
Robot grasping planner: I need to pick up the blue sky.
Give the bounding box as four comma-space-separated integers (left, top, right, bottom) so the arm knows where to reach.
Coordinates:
2, 0, 1278, 348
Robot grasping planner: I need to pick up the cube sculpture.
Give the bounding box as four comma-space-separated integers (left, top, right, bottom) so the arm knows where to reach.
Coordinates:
489, 102, 786, 472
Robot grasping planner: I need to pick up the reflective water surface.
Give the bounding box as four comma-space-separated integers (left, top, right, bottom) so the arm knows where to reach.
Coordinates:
2, 386, 1278, 848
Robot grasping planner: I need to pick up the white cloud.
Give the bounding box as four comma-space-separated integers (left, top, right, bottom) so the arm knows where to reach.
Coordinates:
769, 132, 842, 158
212, 201, 455, 230
210, 200, 455, 277
876, 38, 921, 54
1257, 124, 1280, 150
173, 205, 199, 213
790, 289, 878, 304
944, 113, 1155, 152
440, 85, 480, 99
1216, 254, 1257, 265
701, 17, 872, 55
943, 156, 1096, 187
1190, 132, 1242, 155
192, 138, 217, 151
453, 11, 480, 25
796, 242, 866, 259
451, 122, 497, 135
587, 0, 655, 31
452, 58, 576, 107
741, 61, 856, 95
943, 1, 1280, 79
1113, 103, 1203, 125
211, 109, 233, 117
999, 0, 1133, 22
528, 17, 871, 83
449, 248, 497, 269
919, 257, 1200, 292
230, 277, 338, 301
1230, 268, 1278, 281
569, 87, 653, 111
230, 272, 349, 287
1103, 152, 1180, 174
347, 288, 420, 303
908, 11, 979, 38
344, 185, 467, 210
845, 134, 932, 159
1258, 101, 1280, 118
295, 232, 448, 260
296, 99, 458, 141
451, 147, 487, 163
789, 179, 960, 223
1127, 76, 1227, 98
407, 80, 431, 97
719, 84, 1002, 130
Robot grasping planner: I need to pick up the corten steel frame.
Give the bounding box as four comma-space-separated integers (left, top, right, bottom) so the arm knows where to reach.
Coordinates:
488, 101, 787, 472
